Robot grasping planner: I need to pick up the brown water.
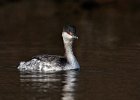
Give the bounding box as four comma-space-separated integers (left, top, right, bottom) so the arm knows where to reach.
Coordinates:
0, 1, 140, 100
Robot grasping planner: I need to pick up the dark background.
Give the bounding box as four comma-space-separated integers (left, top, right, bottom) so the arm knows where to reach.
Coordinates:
0, 0, 140, 68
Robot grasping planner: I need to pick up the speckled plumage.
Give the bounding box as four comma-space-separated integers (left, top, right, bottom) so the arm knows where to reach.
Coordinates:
33, 54, 67, 67
18, 55, 67, 72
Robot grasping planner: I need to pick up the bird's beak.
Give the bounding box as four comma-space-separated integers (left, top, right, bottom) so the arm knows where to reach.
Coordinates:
73, 35, 78, 39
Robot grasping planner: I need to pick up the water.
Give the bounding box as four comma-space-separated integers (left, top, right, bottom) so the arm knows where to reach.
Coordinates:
0, 66, 139, 100
0, 0, 140, 100
1, 43, 140, 100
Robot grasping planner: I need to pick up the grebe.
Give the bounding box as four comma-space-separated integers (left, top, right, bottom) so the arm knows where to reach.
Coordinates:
18, 25, 80, 72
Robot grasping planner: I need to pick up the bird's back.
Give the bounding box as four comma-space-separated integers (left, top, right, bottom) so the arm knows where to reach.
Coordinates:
33, 54, 67, 66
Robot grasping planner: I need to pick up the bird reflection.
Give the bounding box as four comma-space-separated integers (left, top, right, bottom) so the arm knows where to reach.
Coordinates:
20, 70, 78, 100
62, 71, 78, 100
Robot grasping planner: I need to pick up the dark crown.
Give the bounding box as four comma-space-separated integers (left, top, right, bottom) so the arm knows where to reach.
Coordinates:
63, 25, 76, 34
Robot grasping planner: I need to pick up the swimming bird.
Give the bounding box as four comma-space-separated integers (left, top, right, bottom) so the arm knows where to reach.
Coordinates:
18, 25, 80, 72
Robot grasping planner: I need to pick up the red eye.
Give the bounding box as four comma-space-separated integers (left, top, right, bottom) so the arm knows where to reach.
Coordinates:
68, 32, 72, 35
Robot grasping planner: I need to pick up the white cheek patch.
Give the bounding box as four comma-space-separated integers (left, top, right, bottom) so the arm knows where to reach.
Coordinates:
62, 32, 73, 40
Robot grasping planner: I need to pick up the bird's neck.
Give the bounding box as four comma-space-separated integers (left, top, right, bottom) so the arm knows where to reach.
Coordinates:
63, 41, 79, 69
64, 42, 74, 57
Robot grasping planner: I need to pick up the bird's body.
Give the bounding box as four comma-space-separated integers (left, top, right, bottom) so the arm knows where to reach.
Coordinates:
18, 25, 80, 72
